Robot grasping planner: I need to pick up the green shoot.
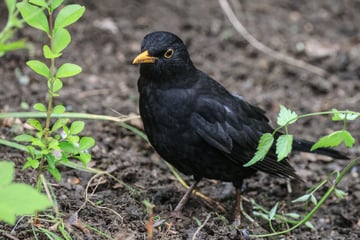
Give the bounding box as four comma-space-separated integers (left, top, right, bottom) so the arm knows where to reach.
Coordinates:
246, 107, 359, 166
15, 0, 91, 184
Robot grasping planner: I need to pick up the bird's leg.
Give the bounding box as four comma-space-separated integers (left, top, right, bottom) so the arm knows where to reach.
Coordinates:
233, 187, 242, 227
155, 180, 200, 227
173, 180, 199, 214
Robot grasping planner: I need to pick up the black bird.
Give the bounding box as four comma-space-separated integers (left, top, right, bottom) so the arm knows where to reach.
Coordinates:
132, 31, 347, 224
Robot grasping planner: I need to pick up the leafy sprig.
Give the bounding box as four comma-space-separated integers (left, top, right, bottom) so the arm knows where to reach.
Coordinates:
14, 0, 92, 183
245, 106, 359, 166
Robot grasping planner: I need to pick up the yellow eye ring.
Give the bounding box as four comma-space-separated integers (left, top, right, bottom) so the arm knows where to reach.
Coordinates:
164, 48, 174, 59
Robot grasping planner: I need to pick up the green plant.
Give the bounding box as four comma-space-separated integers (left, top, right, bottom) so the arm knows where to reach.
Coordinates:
0, 161, 52, 225
14, 0, 92, 181
245, 106, 360, 237
0, 0, 94, 229
0, 0, 31, 57
246, 106, 358, 166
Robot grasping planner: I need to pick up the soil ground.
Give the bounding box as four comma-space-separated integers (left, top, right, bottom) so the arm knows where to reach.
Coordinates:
1, 0, 360, 239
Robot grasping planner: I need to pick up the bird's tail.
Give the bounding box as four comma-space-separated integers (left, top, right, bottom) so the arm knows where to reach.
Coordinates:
292, 138, 349, 159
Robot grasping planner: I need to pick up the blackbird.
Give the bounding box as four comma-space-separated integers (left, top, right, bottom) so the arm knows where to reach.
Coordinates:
132, 31, 347, 224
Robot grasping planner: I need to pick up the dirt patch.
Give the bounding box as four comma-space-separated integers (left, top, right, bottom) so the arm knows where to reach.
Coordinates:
1, 0, 360, 239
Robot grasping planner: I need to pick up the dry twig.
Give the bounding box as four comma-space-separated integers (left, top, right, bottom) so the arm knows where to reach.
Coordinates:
219, 0, 326, 77
191, 213, 212, 240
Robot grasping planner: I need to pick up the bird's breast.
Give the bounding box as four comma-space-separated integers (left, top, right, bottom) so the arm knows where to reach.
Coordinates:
139, 86, 195, 138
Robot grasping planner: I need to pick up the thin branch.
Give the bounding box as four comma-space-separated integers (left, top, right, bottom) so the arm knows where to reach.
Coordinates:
192, 213, 212, 240
219, 0, 326, 77
77, 171, 124, 222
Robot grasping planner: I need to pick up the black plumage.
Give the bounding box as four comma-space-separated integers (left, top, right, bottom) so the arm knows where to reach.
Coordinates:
132, 31, 347, 224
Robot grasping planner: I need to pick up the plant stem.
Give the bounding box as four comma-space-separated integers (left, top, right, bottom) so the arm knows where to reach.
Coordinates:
251, 156, 360, 238
34, 7, 56, 222
273, 110, 354, 135
0, 112, 139, 122
45, 9, 55, 137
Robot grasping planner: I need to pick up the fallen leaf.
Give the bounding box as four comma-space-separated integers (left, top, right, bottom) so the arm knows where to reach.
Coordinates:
305, 39, 340, 59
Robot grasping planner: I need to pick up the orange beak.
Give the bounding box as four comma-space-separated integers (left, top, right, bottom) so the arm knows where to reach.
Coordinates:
132, 50, 157, 64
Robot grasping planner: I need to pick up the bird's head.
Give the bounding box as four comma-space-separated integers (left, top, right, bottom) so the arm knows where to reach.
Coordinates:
132, 31, 195, 80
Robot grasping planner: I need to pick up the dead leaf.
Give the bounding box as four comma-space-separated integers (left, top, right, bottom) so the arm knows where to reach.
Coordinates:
305, 39, 340, 59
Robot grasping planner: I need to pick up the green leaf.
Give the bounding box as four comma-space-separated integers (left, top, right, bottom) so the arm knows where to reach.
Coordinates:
48, 139, 59, 150
20, 102, 29, 110
26, 146, 36, 158
67, 135, 79, 145
285, 213, 300, 219
0, 183, 52, 225
29, 0, 48, 8
310, 194, 317, 205
244, 133, 274, 167
51, 118, 69, 132
53, 104, 65, 114
70, 121, 84, 135
56, 63, 82, 78
78, 137, 95, 151
5, 0, 17, 13
50, 0, 64, 11
0, 161, 52, 225
23, 157, 40, 169
14, 134, 34, 142
53, 78, 63, 92
253, 211, 269, 221
78, 152, 91, 165
305, 221, 315, 230
276, 134, 293, 161
292, 194, 310, 203
47, 78, 63, 93
27, 119, 43, 131
48, 166, 61, 182
54, 4, 85, 31
53, 28, 71, 54
43, 45, 61, 59
46, 153, 56, 169
33, 103, 47, 112
0, 162, 14, 186
277, 105, 298, 126
59, 141, 76, 153
311, 130, 355, 151
17, 2, 49, 34
334, 188, 347, 199
269, 202, 279, 220
332, 109, 360, 121
0, 39, 27, 57
26, 60, 50, 78
32, 138, 45, 148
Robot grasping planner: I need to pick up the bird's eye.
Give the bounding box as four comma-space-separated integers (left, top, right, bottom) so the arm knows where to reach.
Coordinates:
164, 48, 174, 59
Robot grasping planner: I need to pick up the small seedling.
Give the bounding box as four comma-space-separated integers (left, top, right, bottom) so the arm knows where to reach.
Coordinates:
15, 0, 93, 182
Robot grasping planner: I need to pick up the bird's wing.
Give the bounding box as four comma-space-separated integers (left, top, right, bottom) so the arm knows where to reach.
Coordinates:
190, 93, 267, 158
190, 92, 300, 179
